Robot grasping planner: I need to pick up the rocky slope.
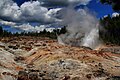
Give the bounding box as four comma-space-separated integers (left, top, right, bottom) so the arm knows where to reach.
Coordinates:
0, 37, 120, 80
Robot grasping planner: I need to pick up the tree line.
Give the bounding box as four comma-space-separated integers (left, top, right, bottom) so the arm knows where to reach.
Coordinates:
0, 26, 67, 39
0, 27, 12, 37
98, 0, 120, 45
99, 14, 120, 45
1, 15, 120, 45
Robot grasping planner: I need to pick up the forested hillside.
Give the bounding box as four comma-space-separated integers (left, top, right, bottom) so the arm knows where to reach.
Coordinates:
100, 14, 120, 45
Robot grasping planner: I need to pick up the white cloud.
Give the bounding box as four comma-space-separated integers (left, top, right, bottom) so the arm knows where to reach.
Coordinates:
103, 15, 108, 18
13, 23, 56, 32
0, 0, 61, 23
1, 3, 21, 21
46, 27, 56, 32
46, 8, 62, 18
0, 20, 16, 26
14, 23, 34, 31
112, 12, 119, 17
0, 0, 92, 33
20, 1, 48, 22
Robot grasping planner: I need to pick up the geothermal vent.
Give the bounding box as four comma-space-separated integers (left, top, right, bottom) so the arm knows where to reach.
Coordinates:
57, 8, 101, 49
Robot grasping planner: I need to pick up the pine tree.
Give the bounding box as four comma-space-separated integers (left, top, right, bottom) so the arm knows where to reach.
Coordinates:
0, 26, 3, 36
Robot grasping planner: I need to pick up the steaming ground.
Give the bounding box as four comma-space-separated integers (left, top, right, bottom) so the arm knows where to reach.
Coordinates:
58, 8, 101, 49
82, 28, 100, 49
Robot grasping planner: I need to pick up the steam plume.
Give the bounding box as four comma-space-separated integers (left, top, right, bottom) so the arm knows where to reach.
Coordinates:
58, 7, 101, 49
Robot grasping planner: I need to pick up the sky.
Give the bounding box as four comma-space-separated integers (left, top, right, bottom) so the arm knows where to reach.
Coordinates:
0, 0, 116, 32
87, 0, 114, 18
14, 0, 114, 18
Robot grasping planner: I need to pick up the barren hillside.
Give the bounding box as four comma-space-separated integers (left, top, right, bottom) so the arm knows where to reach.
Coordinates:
0, 37, 120, 80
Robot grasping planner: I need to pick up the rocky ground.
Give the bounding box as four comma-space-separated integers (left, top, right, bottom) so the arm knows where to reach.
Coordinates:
0, 36, 120, 80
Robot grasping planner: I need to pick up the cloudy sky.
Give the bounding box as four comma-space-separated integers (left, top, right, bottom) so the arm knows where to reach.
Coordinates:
0, 0, 115, 32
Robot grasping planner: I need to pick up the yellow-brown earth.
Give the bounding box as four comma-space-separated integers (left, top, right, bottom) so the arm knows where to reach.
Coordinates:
0, 37, 120, 80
